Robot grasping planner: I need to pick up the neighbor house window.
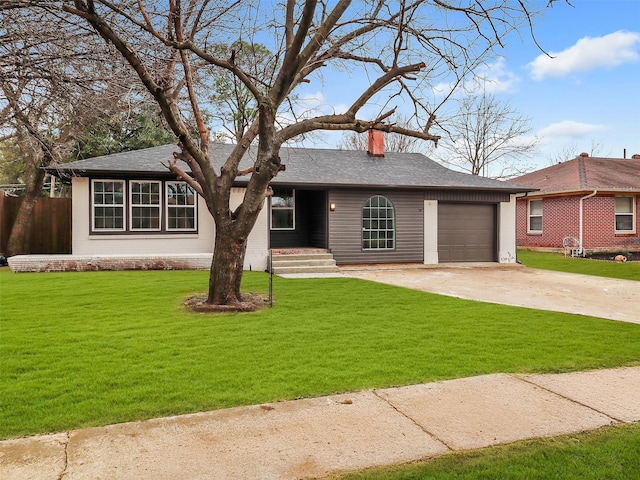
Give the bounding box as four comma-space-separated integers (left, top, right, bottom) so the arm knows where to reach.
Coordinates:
528, 199, 543, 233
362, 195, 395, 250
130, 181, 161, 231
166, 182, 196, 231
271, 188, 295, 230
92, 180, 125, 231
615, 196, 635, 233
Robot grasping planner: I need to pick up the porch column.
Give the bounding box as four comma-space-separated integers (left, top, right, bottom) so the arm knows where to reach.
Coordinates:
424, 200, 438, 264
498, 194, 517, 263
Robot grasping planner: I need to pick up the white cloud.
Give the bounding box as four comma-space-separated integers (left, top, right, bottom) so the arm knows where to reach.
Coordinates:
433, 58, 519, 97
470, 58, 520, 94
529, 30, 640, 80
537, 120, 607, 139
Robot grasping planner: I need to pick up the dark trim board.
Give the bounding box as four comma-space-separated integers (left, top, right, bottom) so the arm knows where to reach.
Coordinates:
424, 190, 510, 203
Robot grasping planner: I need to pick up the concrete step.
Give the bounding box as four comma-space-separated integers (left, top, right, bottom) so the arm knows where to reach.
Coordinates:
270, 252, 338, 274
272, 259, 337, 268
271, 264, 340, 275
272, 253, 335, 262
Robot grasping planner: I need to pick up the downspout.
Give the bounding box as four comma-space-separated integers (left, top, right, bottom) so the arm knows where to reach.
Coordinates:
579, 190, 597, 255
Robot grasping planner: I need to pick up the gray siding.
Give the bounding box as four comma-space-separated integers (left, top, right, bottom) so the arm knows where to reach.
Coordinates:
424, 190, 510, 203
328, 189, 424, 264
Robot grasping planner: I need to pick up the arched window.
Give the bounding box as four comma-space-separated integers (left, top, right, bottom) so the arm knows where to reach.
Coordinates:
362, 195, 395, 250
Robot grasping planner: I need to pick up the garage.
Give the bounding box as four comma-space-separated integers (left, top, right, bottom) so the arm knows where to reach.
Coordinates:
438, 203, 497, 262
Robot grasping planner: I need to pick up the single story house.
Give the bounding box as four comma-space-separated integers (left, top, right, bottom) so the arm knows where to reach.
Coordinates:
513, 153, 640, 254
30, 133, 534, 272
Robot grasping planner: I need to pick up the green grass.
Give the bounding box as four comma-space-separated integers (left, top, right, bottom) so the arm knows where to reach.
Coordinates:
518, 249, 640, 281
332, 423, 640, 480
1, 268, 640, 439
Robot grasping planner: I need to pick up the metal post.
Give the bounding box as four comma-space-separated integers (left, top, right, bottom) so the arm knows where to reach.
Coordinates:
269, 249, 273, 307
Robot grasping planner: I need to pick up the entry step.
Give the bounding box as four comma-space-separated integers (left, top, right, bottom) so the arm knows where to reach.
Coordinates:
270, 252, 339, 275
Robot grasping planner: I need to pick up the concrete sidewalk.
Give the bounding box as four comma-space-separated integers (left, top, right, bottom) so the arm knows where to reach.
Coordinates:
2, 366, 639, 480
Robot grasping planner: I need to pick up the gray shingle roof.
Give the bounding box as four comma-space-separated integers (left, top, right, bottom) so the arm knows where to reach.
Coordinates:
47, 143, 533, 192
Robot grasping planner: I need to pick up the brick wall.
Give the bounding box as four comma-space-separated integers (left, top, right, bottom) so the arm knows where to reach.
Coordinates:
516, 195, 640, 250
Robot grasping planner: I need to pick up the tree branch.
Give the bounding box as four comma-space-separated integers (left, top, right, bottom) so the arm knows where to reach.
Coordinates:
166, 158, 204, 196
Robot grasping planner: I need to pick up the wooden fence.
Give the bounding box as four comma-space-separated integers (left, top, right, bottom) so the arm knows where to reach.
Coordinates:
0, 193, 72, 255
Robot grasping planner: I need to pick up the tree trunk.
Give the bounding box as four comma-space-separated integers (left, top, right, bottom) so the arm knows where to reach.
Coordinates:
6, 167, 46, 256
207, 226, 248, 305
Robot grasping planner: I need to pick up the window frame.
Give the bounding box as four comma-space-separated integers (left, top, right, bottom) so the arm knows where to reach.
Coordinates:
91, 179, 126, 232
615, 196, 636, 234
270, 188, 295, 230
527, 199, 543, 234
362, 194, 396, 251
165, 181, 198, 232
90, 179, 198, 234
129, 180, 162, 232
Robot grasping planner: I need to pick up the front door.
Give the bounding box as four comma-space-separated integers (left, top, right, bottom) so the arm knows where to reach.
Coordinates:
269, 188, 328, 249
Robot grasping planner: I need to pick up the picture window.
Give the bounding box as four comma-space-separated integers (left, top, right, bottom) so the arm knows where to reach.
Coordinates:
362, 195, 395, 250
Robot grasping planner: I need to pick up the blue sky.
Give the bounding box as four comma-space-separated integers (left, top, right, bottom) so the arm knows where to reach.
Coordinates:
504, 0, 640, 166
292, 0, 640, 171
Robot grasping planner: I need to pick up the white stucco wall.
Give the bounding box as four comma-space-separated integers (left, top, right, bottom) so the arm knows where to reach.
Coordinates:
72, 178, 268, 270
498, 194, 518, 263
229, 187, 269, 271
423, 199, 439, 264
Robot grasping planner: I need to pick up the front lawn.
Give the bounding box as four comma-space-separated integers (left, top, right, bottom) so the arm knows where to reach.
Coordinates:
1, 269, 639, 439
518, 249, 640, 281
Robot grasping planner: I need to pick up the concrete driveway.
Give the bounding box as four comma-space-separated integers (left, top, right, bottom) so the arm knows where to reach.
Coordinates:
342, 264, 640, 324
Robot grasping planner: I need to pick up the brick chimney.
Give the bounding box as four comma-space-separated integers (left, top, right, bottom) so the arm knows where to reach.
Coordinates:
632, 154, 640, 159
367, 130, 384, 157
579, 152, 589, 157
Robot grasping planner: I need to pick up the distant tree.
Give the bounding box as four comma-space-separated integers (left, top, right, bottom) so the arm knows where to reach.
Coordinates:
437, 93, 538, 179
0, 5, 134, 255
546, 140, 610, 165
0, 139, 28, 186
206, 41, 277, 143
72, 106, 175, 160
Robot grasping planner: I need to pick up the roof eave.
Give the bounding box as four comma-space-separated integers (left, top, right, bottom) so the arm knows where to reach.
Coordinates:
525, 188, 640, 198
237, 178, 535, 193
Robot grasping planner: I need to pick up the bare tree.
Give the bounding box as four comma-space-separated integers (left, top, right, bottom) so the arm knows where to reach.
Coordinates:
437, 93, 538, 179
0, 5, 146, 255
36, 0, 560, 308
546, 140, 610, 165
0, 3, 176, 255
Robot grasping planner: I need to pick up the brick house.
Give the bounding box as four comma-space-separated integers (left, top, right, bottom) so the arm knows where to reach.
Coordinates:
513, 153, 640, 254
